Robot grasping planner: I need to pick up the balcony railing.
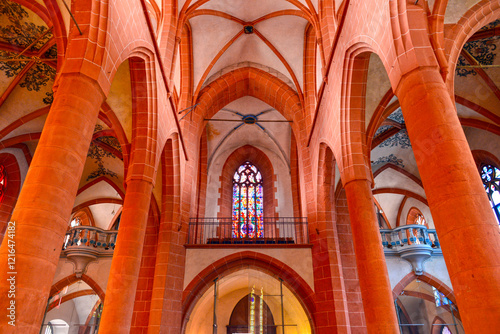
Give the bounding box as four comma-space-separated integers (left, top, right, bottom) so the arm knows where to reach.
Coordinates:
187, 217, 309, 245
61, 226, 118, 277
62, 226, 118, 253
380, 224, 441, 275
380, 224, 440, 251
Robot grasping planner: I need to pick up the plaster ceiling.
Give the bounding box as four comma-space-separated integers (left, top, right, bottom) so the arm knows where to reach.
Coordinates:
207, 96, 291, 169
183, 0, 315, 98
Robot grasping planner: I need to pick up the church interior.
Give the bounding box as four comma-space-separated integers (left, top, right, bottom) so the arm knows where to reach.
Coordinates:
0, 0, 499, 333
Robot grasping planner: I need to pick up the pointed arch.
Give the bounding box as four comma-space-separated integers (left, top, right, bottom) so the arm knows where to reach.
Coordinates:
339, 46, 373, 183
128, 54, 158, 183
182, 251, 316, 334
194, 67, 302, 138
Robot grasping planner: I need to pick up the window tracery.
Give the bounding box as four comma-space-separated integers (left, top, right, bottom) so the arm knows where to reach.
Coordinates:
232, 161, 263, 238
480, 164, 500, 225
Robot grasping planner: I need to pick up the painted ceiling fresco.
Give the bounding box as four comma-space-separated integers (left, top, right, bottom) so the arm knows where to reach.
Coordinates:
371, 108, 413, 170
456, 19, 500, 78
86, 125, 122, 182
0, 0, 56, 105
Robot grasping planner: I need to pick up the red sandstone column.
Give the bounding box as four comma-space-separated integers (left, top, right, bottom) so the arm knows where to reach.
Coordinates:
0, 74, 104, 333
344, 179, 400, 334
396, 67, 500, 333
98, 178, 153, 333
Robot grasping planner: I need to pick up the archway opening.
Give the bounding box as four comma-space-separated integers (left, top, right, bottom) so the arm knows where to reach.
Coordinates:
184, 269, 312, 334
228, 293, 276, 334
395, 279, 464, 334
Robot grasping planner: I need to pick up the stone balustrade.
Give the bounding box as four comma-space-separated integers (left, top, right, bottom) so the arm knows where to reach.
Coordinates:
61, 226, 118, 277
380, 224, 441, 275
63, 226, 118, 252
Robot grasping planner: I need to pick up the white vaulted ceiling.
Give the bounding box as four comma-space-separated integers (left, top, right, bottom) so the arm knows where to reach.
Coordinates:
180, 0, 319, 100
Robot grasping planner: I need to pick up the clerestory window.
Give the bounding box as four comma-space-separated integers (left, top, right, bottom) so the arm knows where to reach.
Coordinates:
232, 161, 264, 238
480, 164, 500, 225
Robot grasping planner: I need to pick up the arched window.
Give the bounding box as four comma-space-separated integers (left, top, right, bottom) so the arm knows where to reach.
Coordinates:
232, 162, 264, 238
70, 217, 81, 227
414, 213, 426, 226
441, 326, 452, 334
480, 164, 500, 225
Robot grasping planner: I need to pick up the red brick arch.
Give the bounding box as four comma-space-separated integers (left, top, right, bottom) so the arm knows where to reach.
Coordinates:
50, 273, 105, 301
340, 45, 382, 184
406, 207, 427, 227
194, 67, 303, 138
181, 251, 316, 334
218, 145, 277, 219
128, 55, 158, 183
392, 271, 456, 305
472, 150, 500, 170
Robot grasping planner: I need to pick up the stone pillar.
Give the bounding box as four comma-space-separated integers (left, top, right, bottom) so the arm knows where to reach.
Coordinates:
98, 178, 154, 333
0, 73, 105, 334
344, 179, 399, 334
396, 67, 500, 333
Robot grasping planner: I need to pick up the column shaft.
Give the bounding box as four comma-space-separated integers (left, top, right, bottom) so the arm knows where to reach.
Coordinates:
344, 179, 399, 334
0, 74, 104, 333
397, 67, 500, 333
98, 179, 153, 333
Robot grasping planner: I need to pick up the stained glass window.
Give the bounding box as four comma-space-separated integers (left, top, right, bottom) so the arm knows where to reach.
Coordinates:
432, 286, 451, 307
232, 161, 264, 238
480, 164, 500, 225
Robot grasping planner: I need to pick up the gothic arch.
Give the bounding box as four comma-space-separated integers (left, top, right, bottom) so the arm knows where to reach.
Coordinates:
146, 133, 184, 333
181, 251, 316, 334
194, 67, 303, 138
393, 272, 456, 304
315, 143, 350, 330
339, 46, 378, 183
50, 273, 105, 301
472, 149, 500, 169
128, 55, 158, 183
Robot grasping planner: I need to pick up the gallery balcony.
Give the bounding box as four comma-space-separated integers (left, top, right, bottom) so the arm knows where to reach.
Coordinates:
62, 226, 118, 253
186, 217, 309, 247
380, 224, 442, 275
60, 226, 118, 277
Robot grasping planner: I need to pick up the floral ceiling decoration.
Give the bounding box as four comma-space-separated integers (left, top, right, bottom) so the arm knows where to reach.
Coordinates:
86, 125, 121, 181
456, 19, 500, 78
0, 0, 56, 104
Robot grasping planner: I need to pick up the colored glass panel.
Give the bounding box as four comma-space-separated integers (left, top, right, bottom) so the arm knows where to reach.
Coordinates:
232, 161, 264, 238
232, 184, 240, 238
257, 185, 264, 237
480, 164, 500, 226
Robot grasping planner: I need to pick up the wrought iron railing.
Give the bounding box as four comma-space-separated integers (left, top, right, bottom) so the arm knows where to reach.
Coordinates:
380, 224, 440, 251
62, 226, 118, 252
187, 217, 309, 245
